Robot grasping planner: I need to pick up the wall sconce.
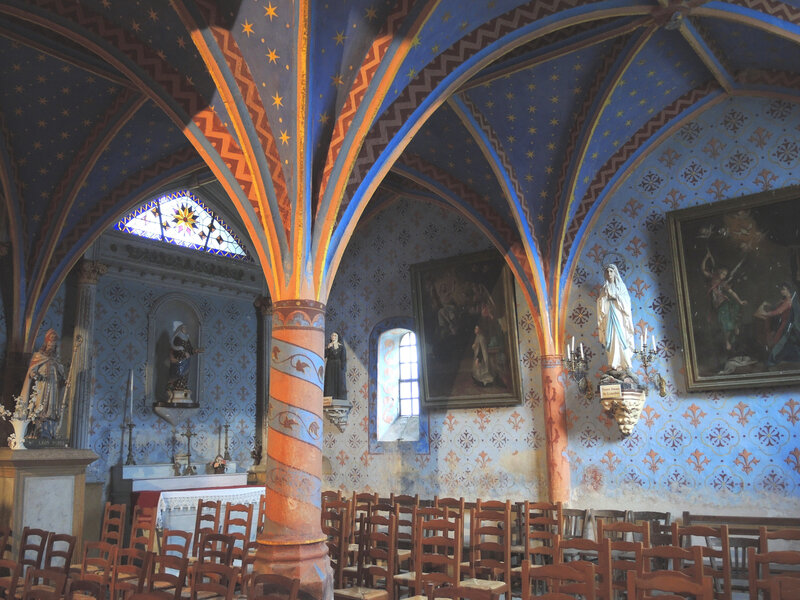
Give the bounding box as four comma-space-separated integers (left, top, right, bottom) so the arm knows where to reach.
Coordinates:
323, 397, 352, 432
562, 338, 593, 400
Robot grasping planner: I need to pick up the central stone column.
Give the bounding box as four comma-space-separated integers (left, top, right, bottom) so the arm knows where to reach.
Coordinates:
254, 300, 331, 600
541, 355, 570, 503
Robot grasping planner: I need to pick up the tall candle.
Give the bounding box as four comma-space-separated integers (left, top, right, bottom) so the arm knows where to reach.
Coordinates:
652, 334, 656, 351
571, 336, 575, 351
566, 345, 571, 361
128, 369, 134, 419
579, 342, 584, 360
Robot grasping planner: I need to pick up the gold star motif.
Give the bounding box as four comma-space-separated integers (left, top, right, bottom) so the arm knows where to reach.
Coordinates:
331, 74, 344, 86
319, 112, 329, 124
279, 130, 290, 145
242, 20, 255, 37
265, 2, 278, 20
148, 8, 158, 21
177, 36, 186, 48
364, 6, 377, 20
333, 31, 346, 45
131, 19, 141, 32
266, 48, 279, 63
271, 92, 283, 108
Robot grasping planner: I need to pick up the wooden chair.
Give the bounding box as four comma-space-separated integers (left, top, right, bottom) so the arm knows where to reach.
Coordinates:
350, 493, 379, 542
321, 499, 349, 589
113, 547, 151, 600
130, 506, 157, 553
760, 526, 800, 552
193, 500, 222, 558
461, 499, 511, 600
556, 535, 613, 600
597, 519, 647, 600
196, 534, 235, 567
0, 556, 21, 600
189, 562, 237, 600
641, 545, 703, 577
770, 575, 800, 600
19, 568, 67, 600
729, 535, 759, 594
221, 503, 254, 564
588, 510, 626, 542
628, 511, 671, 547
392, 504, 414, 571
42, 533, 75, 583
256, 496, 267, 536
78, 541, 118, 600
248, 574, 300, 600
18, 528, 49, 573
517, 500, 562, 567
393, 505, 450, 599
65, 578, 104, 600
520, 559, 596, 600
424, 583, 502, 600
410, 512, 462, 598
672, 522, 731, 600
747, 547, 800, 600
626, 569, 714, 600
321, 491, 342, 507
101, 503, 127, 547
334, 512, 396, 600
433, 497, 467, 563
160, 530, 191, 560
147, 553, 188, 600
562, 508, 591, 540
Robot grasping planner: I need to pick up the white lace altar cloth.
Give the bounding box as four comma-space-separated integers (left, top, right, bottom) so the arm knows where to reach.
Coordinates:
156, 486, 264, 530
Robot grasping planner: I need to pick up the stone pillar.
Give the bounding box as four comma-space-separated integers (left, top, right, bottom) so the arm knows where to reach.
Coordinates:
541, 355, 570, 503
253, 295, 273, 465
69, 260, 107, 448
254, 300, 330, 600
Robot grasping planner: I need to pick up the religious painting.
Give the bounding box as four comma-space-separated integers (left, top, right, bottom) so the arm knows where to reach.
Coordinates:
411, 249, 521, 409
668, 186, 800, 391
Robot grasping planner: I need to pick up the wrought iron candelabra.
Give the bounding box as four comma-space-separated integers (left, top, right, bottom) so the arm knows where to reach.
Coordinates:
180, 422, 197, 476
223, 423, 231, 461
562, 337, 593, 399
125, 422, 136, 465
633, 336, 667, 397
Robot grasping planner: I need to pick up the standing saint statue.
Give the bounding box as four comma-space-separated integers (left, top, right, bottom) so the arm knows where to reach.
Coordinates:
166, 321, 203, 402
596, 263, 635, 373
19, 328, 65, 437
323, 332, 346, 399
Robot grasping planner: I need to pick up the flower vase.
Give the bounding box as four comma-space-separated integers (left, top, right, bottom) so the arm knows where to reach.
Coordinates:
8, 418, 29, 450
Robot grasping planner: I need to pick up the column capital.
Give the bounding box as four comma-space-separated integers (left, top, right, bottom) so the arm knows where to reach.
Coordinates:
254, 295, 274, 316
76, 260, 108, 285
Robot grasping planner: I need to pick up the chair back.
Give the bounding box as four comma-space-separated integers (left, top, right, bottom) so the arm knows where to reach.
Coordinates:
79, 541, 117, 599
42, 533, 76, 574
197, 533, 235, 567
468, 499, 512, 585
672, 522, 731, 600
760, 526, 800, 552
556, 535, 612, 600
321, 499, 348, 588
114, 547, 152, 597
160, 530, 191, 559
413, 512, 462, 596
222, 502, 254, 562
257, 495, 267, 535
357, 512, 397, 599
21, 567, 67, 600
588, 510, 627, 541
748, 547, 800, 600
189, 562, 236, 600
101, 503, 127, 546
147, 553, 187, 600
629, 511, 671, 546
248, 573, 300, 600
641, 544, 703, 576
0, 557, 22, 599
770, 574, 800, 600
598, 519, 646, 599
627, 569, 714, 600
65, 578, 104, 600
562, 508, 591, 540
19, 528, 49, 572
130, 506, 157, 552
520, 559, 596, 600
523, 500, 561, 565
192, 500, 221, 557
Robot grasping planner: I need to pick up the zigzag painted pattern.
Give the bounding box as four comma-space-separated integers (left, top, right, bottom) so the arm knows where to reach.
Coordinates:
737, 69, 800, 88
729, 0, 800, 23
547, 34, 631, 256
317, 0, 412, 211
35, 88, 136, 269
50, 147, 200, 272
459, 96, 537, 250
341, 0, 588, 227
29, 0, 262, 225
563, 83, 719, 261
398, 154, 535, 285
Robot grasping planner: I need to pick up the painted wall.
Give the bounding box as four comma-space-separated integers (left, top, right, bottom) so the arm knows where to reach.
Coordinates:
566, 95, 800, 513
85, 268, 258, 486
324, 201, 549, 500
325, 95, 799, 514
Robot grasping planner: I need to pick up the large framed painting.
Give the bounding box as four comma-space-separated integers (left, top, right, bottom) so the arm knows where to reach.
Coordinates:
411, 249, 521, 409
668, 186, 800, 391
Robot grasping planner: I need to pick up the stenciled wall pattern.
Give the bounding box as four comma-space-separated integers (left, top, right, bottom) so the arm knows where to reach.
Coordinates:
566, 95, 800, 512
85, 267, 258, 487
324, 201, 549, 500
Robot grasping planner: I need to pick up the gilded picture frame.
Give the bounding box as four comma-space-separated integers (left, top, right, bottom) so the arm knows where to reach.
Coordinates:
411, 249, 521, 409
668, 186, 800, 391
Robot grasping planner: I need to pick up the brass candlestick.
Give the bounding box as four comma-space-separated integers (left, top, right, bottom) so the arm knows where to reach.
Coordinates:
125, 422, 136, 465
223, 423, 231, 461
180, 422, 197, 476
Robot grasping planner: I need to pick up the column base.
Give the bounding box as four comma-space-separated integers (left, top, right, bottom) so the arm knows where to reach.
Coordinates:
253, 538, 332, 600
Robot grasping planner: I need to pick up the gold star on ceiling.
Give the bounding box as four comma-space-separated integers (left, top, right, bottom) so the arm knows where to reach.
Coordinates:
364, 6, 377, 20
271, 92, 283, 108
333, 31, 346, 45
242, 20, 255, 37
266, 48, 279, 63
279, 130, 290, 145
265, 2, 278, 21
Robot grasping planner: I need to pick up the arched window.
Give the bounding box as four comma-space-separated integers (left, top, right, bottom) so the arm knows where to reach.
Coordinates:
368, 318, 429, 453
115, 190, 251, 260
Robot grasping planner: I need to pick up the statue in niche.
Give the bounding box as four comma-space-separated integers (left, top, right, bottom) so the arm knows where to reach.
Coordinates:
596, 263, 636, 379
166, 321, 203, 403
323, 332, 347, 399
19, 329, 65, 438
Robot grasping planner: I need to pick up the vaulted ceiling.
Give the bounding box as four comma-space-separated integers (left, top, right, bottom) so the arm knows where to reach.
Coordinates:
2, 0, 800, 352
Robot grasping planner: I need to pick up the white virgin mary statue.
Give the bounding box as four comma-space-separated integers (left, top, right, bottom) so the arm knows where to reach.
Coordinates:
596, 264, 635, 372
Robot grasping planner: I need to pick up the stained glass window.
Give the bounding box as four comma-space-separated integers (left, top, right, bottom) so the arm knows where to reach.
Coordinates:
115, 190, 250, 260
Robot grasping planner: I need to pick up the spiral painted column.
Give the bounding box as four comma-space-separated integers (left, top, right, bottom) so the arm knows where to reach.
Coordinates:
254, 300, 331, 600
541, 355, 570, 503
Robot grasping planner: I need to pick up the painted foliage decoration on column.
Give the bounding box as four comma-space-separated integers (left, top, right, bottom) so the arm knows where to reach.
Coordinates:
541, 355, 569, 503
257, 299, 330, 598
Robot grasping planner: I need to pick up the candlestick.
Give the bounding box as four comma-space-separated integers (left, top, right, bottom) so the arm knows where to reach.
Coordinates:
128, 369, 134, 421
125, 422, 136, 465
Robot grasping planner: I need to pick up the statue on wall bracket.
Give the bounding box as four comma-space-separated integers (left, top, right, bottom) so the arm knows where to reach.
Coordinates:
166, 321, 203, 404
